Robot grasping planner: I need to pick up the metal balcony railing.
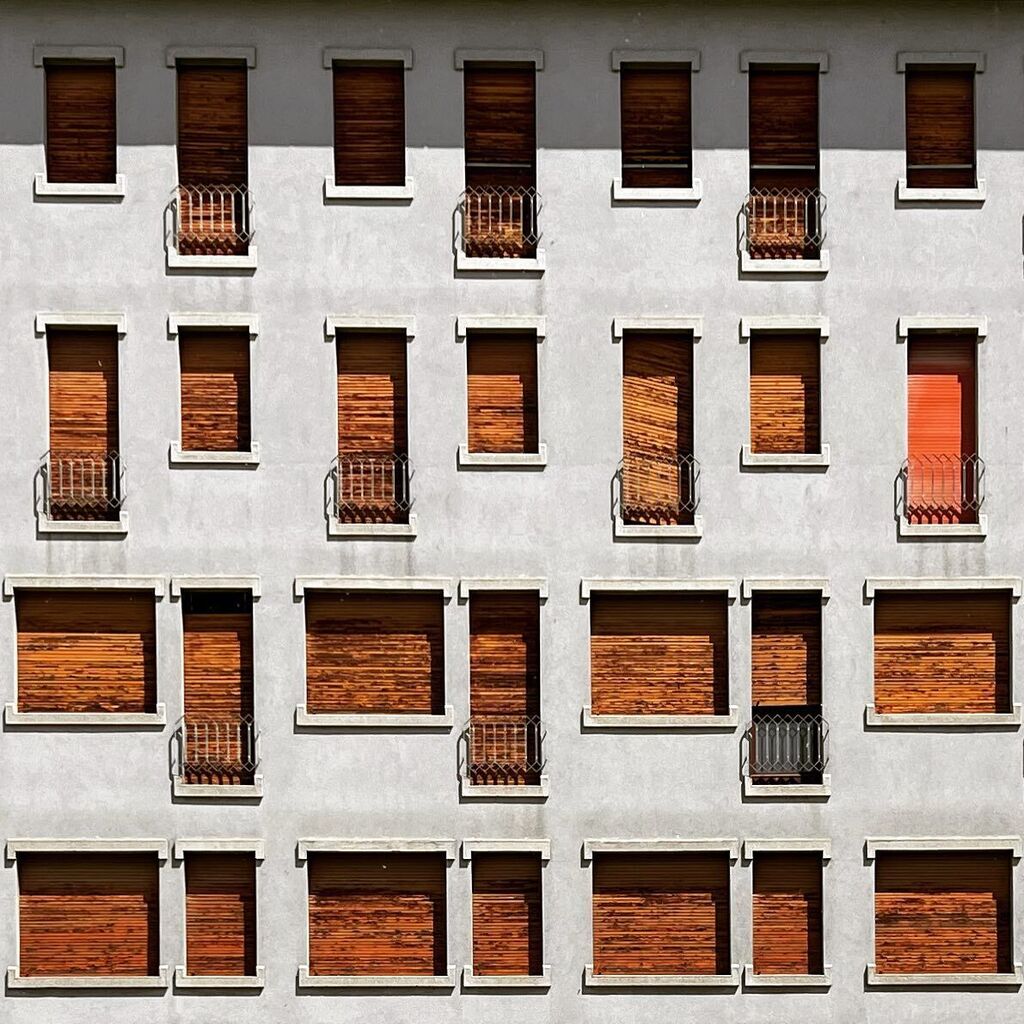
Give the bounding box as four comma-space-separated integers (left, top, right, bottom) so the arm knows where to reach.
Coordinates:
460, 186, 541, 259
172, 184, 253, 257
332, 452, 412, 525
618, 452, 700, 526
747, 710, 829, 784
464, 715, 545, 787
901, 453, 985, 525
176, 715, 259, 787
743, 188, 826, 260
42, 450, 124, 521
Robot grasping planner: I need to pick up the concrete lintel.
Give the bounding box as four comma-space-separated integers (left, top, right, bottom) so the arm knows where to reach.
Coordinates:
294, 576, 452, 598
897, 315, 988, 339
580, 577, 737, 600
34, 45, 125, 66
173, 966, 265, 989
455, 48, 543, 69
583, 706, 739, 730
583, 839, 739, 861
740, 315, 829, 339
170, 575, 261, 598
612, 316, 703, 341
325, 315, 415, 339
611, 49, 701, 70
742, 578, 830, 600
167, 312, 259, 338
295, 705, 455, 729
585, 964, 740, 987
297, 838, 457, 861
4, 704, 167, 728
743, 838, 832, 859
458, 577, 548, 600
7, 966, 169, 989
325, 177, 414, 201
462, 839, 551, 860
865, 836, 1023, 860
863, 576, 1020, 599
740, 50, 828, 71
298, 965, 457, 988
35, 311, 126, 335
165, 46, 256, 67
174, 839, 264, 859
897, 51, 985, 72
323, 47, 413, 69
743, 965, 832, 988
456, 315, 545, 339
866, 704, 1021, 727
7, 838, 168, 858
462, 965, 551, 987
4, 574, 164, 598
866, 965, 1021, 987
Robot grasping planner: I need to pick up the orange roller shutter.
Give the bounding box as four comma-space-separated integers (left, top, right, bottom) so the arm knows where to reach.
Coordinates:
466, 333, 539, 454
751, 592, 822, 706
472, 853, 543, 976
749, 334, 821, 455
179, 331, 251, 453
752, 852, 824, 975
185, 852, 257, 977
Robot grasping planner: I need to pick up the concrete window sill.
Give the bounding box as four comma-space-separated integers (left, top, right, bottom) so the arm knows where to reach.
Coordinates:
167, 248, 257, 271
740, 251, 829, 275
169, 443, 260, 466
585, 964, 740, 988
460, 776, 549, 799
611, 178, 703, 203
296, 704, 454, 729
173, 776, 264, 799
741, 445, 830, 468
583, 705, 739, 730
37, 513, 128, 535
329, 515, 417, 538
174, 966, 264, 989
456, 251, 545, 273
897, 178, 986, 203
297, 966, 456, 988
4, 703, 167, 727
865, 704, 1021, 727
743, 775, 831, 798
7, 966, 169, 989
34, 173, 125, 198
462, 965, 551, 988
614, 515, 704, 540
458, 444, 547, 468
898, 516, 987, 538
324, 176, 414, 201
743, 965, 831, 988
866, 964, 1022, 987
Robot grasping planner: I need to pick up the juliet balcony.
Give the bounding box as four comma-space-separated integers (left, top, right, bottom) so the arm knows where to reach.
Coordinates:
39, 449, 127, 534
899, 453, 985, 534
741, 187, 827, 269
461, 714, 548, 798
169, 183, 255, 267
744, 708, 829, 796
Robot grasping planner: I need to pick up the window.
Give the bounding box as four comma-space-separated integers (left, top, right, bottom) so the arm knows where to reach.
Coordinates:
183, 852, 257, 978
748, 333, 821, 456
619, 63, 691, 189
905, 64, 976, 190
43, 60, 117, 185
471, 852, 544, 977
873, 590, 1010, 716
465, 331, 539, 456
751, 851, 824, 977
333, 62, 405, 186
178, 329, 252, 455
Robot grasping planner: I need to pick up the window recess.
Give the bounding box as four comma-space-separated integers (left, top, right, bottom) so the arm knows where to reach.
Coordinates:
747, 332, 822, 457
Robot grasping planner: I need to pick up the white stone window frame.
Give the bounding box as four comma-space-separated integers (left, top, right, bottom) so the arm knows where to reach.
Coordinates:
863, 576, 1022, 726
33, 46, 127, 199
740, 316, 831, 468
580, 579, 739, 729
461, 839, 551, 987
34, 313, 130, 534
741, 839, 832, 987
325, 316, 418, 537
610, 50, 702, 203
293, 576, 454, 728
865, 836, 1023, 987
456, 316, 548, 469
611, 317, 704, 539
3, 575, 166, 726
896, 53, 986, 203
739, 52, 830, 275
172, 838, 265, 988
169, 577, 263, 799
296, 838, 457, 989
6, 837, 169, 989
583, 838, 740, 988
323, 48, 414, 201
454, 49, 546, 275
896, 316, 988, 538
167, 313, 261, 466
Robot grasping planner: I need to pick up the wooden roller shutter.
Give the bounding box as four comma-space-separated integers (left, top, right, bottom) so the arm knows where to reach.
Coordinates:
466, 332, 539, 454
308, 852, 447, 976
176, 63, 247, 185
875, 851, 1011, 975
45, 62, 117, 183
185, 852, 256, 977
48, 329, 119, 456
19, 853, 159, 977
16, 590, 156, 713
752, 852, 823, 975
906, 66, 975, 189
749, 334, 821, 455
748, 67, 819, 189
907, 333, 977, 524
305, 591, 444, 715
590, 593, 728, 716
620, 65, 692, 189
751, 592, 821, 706
463, 64, 535, 188
179, 331, 251, 453
472, 853, 543, 976
873, 591, 1009, 715
333, 64, 405, 186
621, 330, 694, 526
337, 331, 408, 454
592, 852, 730, 976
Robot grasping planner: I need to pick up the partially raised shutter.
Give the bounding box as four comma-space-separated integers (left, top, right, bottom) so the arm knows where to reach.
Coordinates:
751, 592, 822, 706
48, 329, 119, 457
466, 333, 539, 454
592, 852, 731, 976
472, 852, 543, 976
620, 65, 692, 189
875, 851, 1011, 975
19, 853, 159, 977
337, 331, 408, 455
906, 66, 975, 189
308, 852, 447, 976
45, 62, 117, 183
463, 64, 535, 187
873, 591, 1010, 714
333, 64, 405, 186
185, 852, 256, 977
16, 590, 156, 713
748, 67, 819, 189
749, 334, 821, 455
179, 330, 251, 453
590, 593, 728, 716
752, 852, 824, 976
305, 591, 445, 715
176, 63, 248, 185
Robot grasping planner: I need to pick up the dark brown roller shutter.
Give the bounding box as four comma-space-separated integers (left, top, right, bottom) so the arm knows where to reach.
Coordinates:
875, 851, 1011, 975
592, 853, 731, 976
472, 853, 543, 976
308, 852, 447, 976
333, 64, 405, 186
176, 63, 248, 185
621, 330, 694, 526
45, 62, 117, 183
752, 852, 823, 976
305, 591, 445, 715
748, 67, 819, 190
179, 330, 251, 453
751, 592, 821, 706
590, 593, 729, 716
749, 334, 821, 455
873, 591, 1010, 715
463, 64, 535, 188
620, 65, 691, 189
466, 333, 539, 454
19, 853, 159, 977
185, 852, 257, 977
906, 66, 975, 189
16, 590, 156, 713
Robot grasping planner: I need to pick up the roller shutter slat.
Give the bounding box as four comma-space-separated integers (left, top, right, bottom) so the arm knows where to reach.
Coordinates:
752, 852, 823, 975
185, 852, 256, 976
748, 68, 819, 190
466, 333, 538, 454
472, 853, 543, 976
749, 334, 820, 455
464, 65, 535, 187
620, 65, 691, 189
333, 64, 405, 186
337, 331, 408, 454
751, 592, 822, 706
45, 62, 117, 184
179, 331, 251, 452
176, 64, 247, 184
906, 67, 975, 189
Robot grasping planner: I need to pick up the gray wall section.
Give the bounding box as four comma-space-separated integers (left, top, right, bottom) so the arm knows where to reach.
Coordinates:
0, 0, 1022, 1020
